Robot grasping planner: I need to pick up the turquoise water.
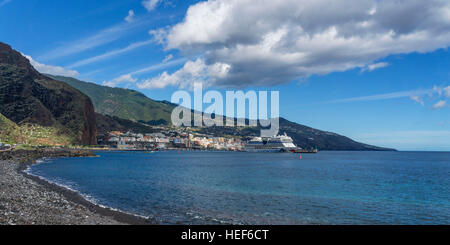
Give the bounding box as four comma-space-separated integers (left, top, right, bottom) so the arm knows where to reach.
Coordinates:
28, 151, 450, 224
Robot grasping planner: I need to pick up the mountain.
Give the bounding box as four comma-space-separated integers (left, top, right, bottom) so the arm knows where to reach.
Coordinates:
197, 118, 394, 151
46, 75, 175, 125
49, 73, 394, 151
0, 42, 97, 145
277, 118, 392, 150
95, 113, 156, 135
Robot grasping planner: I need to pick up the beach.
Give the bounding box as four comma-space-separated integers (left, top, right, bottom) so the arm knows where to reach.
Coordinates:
0, 149, 153, 225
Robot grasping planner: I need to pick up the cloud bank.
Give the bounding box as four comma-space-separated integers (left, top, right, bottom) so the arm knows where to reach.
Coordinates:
142, 0, 450, 89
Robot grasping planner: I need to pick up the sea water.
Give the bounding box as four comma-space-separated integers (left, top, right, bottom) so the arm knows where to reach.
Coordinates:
28, 151, 450, 224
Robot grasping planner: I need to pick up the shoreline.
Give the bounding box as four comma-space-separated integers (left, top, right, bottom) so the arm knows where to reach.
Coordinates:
0, 148, 156, 225
18, 160, 156, 225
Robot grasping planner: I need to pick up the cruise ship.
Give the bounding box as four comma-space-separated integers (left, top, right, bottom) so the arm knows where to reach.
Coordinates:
243, 133, 299, 153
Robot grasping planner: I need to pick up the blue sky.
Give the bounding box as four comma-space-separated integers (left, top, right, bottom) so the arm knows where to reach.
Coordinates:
1, 0, 450, 151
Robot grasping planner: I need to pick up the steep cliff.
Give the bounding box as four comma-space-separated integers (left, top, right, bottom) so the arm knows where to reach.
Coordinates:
0, 42, 97, 145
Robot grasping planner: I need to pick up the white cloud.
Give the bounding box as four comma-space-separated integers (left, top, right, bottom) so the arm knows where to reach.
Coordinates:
162, 54, 173, 63
102, 74, 137, 87
432, 85, 450, 98
39, 17, 152, 61
326, 88, 433, 104
102, 58, 186, 88
433, 85, 444, 96
361, 62, 389, 72
125, 10, 135, 23
149, 27, 168, 44
410, 95, 424, 106
68, 39, 153, 68
23, 54, 79, 77
137, 58, 230, 89
148, 0, 450, 88
128, 57, 186, 76
443, 86, 450, 98
432, 100, 447, 109
324, 85, 450, 108
142, 0, 160, 12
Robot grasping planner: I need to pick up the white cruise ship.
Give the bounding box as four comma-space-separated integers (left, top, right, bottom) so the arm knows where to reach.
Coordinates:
243, 133, 298, 153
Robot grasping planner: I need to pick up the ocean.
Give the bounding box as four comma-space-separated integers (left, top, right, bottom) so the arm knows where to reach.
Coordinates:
27, 151, 450, 224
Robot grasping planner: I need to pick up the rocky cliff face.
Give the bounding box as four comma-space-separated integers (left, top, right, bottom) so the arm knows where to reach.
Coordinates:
0, 42, 97, 145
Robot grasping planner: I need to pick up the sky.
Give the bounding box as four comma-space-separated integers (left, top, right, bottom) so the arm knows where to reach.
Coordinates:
1, 0, 450, 151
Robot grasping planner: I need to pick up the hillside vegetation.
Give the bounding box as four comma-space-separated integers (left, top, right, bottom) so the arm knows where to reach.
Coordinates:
0, 113, 72, 145
96, 113, 157, 135
47, 75, 175, 125
0, 112, 19, 143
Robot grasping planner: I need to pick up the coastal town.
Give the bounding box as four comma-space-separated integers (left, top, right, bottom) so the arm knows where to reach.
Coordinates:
98, 129, 245, 151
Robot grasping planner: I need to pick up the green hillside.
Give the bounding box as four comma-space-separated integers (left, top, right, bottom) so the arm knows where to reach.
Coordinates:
46, 75, 175, 125
96, 113, 157, 135
0, 113, 72, 146
0, 112, 19, 143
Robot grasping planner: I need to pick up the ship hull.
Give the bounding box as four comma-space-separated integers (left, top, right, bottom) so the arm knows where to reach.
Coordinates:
290, 148, 318, 153
243, 147, 295, 153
